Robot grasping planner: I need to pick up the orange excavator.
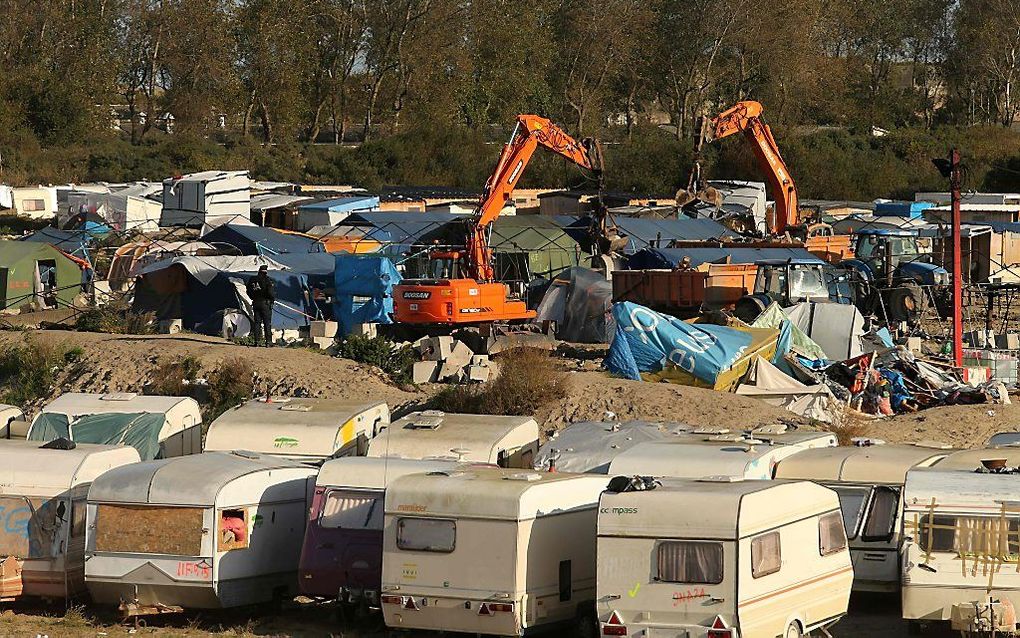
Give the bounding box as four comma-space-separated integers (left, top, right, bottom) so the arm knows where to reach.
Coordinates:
393, 114, 605, 326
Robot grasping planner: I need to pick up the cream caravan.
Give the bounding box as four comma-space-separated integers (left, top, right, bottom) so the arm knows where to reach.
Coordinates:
901, 448, 1020, 634
597, 477, 853, 638
0, 440, 139, 601
367, 411, 539, 468
204, 397, 390, 464
381, 467, 607, 635
774, 442, 950, 592
85, 451, 315, 617
607, 430, 836, 479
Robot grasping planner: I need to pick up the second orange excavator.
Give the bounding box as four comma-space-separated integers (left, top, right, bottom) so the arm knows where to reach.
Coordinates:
393, 114, 605, 326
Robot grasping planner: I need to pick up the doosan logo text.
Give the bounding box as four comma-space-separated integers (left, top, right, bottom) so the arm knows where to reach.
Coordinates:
403, 291, 431, 299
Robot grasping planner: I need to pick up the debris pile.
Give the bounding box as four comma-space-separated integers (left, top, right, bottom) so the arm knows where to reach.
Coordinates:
411, 335, 496, 384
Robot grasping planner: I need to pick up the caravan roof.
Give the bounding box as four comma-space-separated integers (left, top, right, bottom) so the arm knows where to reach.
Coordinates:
0, 440, 140, 496
316, 456, 464, 490
0, 404, 22, 425
607, 431, 836, 479
88, 451, 310, 507
903, 467, 1020, 513
929, 448, 1020, 472
367, 412, 538, 463
598, 478, 839, 539
204, 397, 388, 460
774, 443, 951, 484
385, 467, 607, 521
39, 393, 200, 423
533, 421, 694, 473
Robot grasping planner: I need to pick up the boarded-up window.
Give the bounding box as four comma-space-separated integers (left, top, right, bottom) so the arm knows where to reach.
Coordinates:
396, 518, 456, 553
819, 511, 848, 556
751, 531, 781, 578
320, 491, 383, 530
0, 496, 59, 559
917, 515, 957, 553
656, 541, 723, 584
95, 505, 204, 556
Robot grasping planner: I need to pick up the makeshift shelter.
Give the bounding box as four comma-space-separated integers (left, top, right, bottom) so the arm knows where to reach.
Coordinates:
107, 240, 219, 291
201, 224, 319, 256
28, 413, 171, 461
20, 227, 104, 265
133, 256, 318, 334
558, 215, 733, 254
785, 302, 866, 361
0, 241, 84, 312
534, 266, 613, 343
333, 255, 401, 333
160, 171, 251, 228
251, 193, 314, 229
736, 357, 836, 422
296, 196, 380, 231
605, 301, 778, 391
488, 217, 580, 282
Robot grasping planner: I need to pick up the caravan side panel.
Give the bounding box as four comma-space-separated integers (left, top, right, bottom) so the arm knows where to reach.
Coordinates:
519, 508, 597, 627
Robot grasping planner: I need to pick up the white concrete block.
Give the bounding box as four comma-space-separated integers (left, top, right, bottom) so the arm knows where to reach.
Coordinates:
466, 365, 491, 383
438, 361, 465, 382
445, 341, 474, 368
470, 354, 490, 366
310, 336, 335, 350
413, 360, 440, 384
422, 336, 455, 361
310, 320, 339, 338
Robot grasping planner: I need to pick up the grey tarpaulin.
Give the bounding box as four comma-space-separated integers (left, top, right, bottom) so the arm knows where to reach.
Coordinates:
785, 302, 866, 361
532, 421, 694, 473
535, 267, 614, 343
28, 412, 167, 460
736, 357, 836, 422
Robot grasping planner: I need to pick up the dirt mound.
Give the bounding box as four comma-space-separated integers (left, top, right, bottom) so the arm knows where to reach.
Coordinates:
861, 402, 1020, 449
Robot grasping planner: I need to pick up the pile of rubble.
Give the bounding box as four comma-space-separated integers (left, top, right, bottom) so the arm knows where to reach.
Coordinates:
412, 335, 496, 384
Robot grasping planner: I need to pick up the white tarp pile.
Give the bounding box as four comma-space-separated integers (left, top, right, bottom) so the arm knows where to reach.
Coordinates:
736, 356, 836, 422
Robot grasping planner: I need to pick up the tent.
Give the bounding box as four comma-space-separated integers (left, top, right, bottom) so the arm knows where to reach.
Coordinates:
202, 224, 320, 256
535, 267, 613, 343
736, 357, 836, 422
785, 302, 866, 361
0, 241, 84, 312
20, 227, 106, 265
489, 217, 581, 282
296, 196, 379, 231
333, 255, 401, 333
28, 412, 168, 461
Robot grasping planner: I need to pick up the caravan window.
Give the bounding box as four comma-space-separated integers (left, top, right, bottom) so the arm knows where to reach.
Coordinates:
831, 486, 870, 539
655, 541, 723, 584
320, 490, 383, 530
861, 486, 899, 541
819, 511, 848, 556
397, 518, 456, 553
751, 531, 782, 578
917, 515, 957, 553
917, 515, 1020, 555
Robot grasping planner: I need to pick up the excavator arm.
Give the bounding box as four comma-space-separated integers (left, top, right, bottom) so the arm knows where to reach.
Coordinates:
701, 100, 799, 236
466, 114, 604, 281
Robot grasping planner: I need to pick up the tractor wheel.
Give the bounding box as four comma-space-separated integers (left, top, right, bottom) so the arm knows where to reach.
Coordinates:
886, 283, 926, 322
734, 296, 768, 324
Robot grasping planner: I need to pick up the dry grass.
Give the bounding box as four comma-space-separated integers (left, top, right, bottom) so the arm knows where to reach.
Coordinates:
430, 348, 569, 416
149, 355, 203, 396
74, 298, 156, 334
206, 357, 256, 421
0, 337, 82, 405
821, 406, 872, 446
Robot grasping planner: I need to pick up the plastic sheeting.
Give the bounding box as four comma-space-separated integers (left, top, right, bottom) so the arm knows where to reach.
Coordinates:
532, 421, 694, 473
535, 267, 614, 343
606, 301, 779, 390
333, 255, 401, 333
785, 302, 866, 361
751, 303, 829, 363
736, 357, 836, 422
201, 224, 319, 256
138, 255, 286, 285
29, 412, 167, 460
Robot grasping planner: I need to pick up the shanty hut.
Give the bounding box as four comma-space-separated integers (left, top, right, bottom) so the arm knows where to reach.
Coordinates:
160, 171, 250, 228
0, 241, 85, 312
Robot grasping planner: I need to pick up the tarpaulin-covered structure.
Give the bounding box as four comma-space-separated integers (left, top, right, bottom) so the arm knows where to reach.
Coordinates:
202, 223, 320, 256
627, 246, 820, 269
558, 216, 733, 254
20, 227, 106, 265
535, 267, 613, 343
333, 255, 401, 333
489, 217, 580, 282
605, 301, 778, 390
736, 357, 836, 422
133, 255, 318, 333
0, 241, 85, 312
532, 420, 694, 473
785, 302, 866, 361
27, 412, 168, 461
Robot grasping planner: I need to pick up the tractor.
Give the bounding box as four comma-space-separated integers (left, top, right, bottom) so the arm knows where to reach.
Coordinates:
733, 258, 853, 323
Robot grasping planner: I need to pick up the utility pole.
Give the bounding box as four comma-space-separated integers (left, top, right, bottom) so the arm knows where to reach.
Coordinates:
933, 149, 964, 367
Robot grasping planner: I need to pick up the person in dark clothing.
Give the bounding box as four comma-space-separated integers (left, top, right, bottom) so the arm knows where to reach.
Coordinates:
245, 265, 276, 347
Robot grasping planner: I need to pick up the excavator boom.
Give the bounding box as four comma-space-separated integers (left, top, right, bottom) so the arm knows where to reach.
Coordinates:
702, 101, 799, 236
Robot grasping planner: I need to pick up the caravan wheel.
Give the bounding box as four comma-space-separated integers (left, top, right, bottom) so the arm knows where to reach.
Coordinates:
785, 622, 803, 638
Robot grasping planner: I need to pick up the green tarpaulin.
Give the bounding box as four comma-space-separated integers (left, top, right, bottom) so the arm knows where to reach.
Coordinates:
29, 412, 166, 460
751, 302, 828, 362
0, 241, 83, 311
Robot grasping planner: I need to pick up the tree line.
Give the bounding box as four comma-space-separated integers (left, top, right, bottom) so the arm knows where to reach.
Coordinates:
4, 0, 1020, 198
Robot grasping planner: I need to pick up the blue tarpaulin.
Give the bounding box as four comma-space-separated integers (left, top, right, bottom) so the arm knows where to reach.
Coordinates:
606, 301, 754, 386
333, 255, 401, 333
202, 224, 319, 256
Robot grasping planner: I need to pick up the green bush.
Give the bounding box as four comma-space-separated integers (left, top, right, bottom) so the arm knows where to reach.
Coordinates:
335, 334, 417, 385
206, 357, 255, 422
0, 339, 81, 405
430, 347, 568, 416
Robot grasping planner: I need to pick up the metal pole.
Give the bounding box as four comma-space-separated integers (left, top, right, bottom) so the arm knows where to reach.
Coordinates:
950, 148, 964, 367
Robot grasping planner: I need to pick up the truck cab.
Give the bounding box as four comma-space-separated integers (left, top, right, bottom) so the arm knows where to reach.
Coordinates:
734, 258, 850, 322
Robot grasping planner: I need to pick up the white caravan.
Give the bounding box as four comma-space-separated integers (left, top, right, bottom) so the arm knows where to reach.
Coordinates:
367, 411, 539, 468
0, 440, 139, 601
597, 477, 854, 638
204, 397, 390, 464
30, 392, 202, 458
85, 451, 316, 617
381, 467, 607, 636
774, 442, 951, 592
901, 448, 1020, 634
0, 404, 24, 438
607, 430, 837, 479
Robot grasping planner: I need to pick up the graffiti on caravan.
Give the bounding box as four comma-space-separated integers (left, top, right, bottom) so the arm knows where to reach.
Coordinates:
0, 497, 58, 557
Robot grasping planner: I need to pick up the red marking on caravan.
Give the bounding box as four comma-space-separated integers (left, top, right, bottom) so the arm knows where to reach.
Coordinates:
671, 588, 707, 606
177, 561, 211, 580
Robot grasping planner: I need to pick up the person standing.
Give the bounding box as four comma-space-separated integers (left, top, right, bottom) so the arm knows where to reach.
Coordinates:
246, 265, 276, 347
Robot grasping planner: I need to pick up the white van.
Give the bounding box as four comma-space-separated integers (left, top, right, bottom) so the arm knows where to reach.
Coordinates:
774, 442, 951, 592
0, 440, 139, 601
381, 467, 607, 636
607, 430, 837, 479
901, 448, 1020, 634
533, 421, 694, 473
367, 411, 539, 468
597, 477, 853, 638
85, 451, 316, 618
29, 392, 202, 458
204, 397, 390, 464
